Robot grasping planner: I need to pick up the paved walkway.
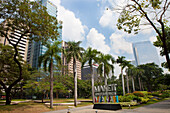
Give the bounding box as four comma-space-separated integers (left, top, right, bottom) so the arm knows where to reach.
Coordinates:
43, 99, 170, 113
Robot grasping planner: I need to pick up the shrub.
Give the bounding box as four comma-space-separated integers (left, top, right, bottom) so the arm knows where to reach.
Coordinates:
133, 97, 142, 103
146, 95, 154, 99
148, 92, 152, 95
151, 92, 160, 97
118, 96, 124, 102
133, 91, 144, 97
118, 95, 134, 102
139, 97, 149, 104
160, 93, 170, 98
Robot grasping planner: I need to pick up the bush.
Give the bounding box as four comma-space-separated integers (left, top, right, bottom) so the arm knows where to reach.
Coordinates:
133, 97, 142, 103
119, 95, 134, 102
139, 97, 149, 104
146, 95, 154, 99
151, 92, 160, 97
133, 91, 144, 97
160, 93, 170, 98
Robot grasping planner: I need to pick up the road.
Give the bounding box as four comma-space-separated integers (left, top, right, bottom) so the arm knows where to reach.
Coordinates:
43, 99, 170, 113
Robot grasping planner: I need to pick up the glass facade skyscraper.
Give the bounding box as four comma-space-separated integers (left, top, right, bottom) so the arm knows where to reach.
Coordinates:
132, 41, 160, 66
28, 0, 62, 69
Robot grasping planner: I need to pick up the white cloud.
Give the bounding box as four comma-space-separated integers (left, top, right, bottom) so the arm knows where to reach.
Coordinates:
86, 28, 110, 54
99, 9, 117, 29
49, 0, 86, 42
110, 33, 133, 54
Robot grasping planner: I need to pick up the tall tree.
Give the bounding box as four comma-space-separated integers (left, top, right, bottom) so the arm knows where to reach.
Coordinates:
154, 26, 170, 70
0, 0, 61, 105
39, 41, 61, 108
64, 41, 84, 106
98, 53, 114, 98
0, 44, 30, 105
117, 56, 129, 96
125, 63, 134, 93
116, 0, 170, 69
138, 63, 163, 91
82, 47, 100, 104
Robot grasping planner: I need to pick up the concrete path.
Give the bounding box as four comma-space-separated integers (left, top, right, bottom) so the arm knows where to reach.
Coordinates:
43, 99, 170, 113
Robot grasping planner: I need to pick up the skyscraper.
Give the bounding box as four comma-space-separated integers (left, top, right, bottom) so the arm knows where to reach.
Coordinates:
29, 0, 62, 69
132, 41, 160, 66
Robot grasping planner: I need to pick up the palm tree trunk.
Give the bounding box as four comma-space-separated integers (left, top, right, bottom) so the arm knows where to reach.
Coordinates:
91, 66, 95, 104
138, 75, 142, 91
50, 61, 53, 108
126, 71, 130, 93
73, 58, 77, 106
132, 76, 135, 92
121, 68, 125, 96
104, 73, 108, 101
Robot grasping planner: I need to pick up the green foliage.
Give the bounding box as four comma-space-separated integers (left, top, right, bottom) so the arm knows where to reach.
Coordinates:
0, 44, 30, 86
38, 41, 61, 72
139, 97, 149, 103
0, 0, 62, 44
137, 63, 164, 91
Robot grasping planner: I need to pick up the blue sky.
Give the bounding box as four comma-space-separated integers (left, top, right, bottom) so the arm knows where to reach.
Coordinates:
48, 0, 168, 76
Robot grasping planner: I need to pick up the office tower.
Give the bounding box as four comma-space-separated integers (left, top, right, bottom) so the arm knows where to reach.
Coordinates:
0, 29, 29, 61
81, 64, 98, 81
62, 41, 82, 79
132, 41, 160, 66
30, 0, 62, 69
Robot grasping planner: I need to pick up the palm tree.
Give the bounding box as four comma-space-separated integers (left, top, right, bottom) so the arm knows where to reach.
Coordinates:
116, 56, 129, 96
125, 63, 132, 93
38, 41, 61, 108
98, 53, 115, 99
82, 47, 100, 104
64, 41, 84, 106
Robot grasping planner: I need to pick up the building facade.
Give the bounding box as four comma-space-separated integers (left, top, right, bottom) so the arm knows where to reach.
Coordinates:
132, 41, 160, 66
28, 0, 62, 69
62, 41, 82, 79
0, 29, 29, 61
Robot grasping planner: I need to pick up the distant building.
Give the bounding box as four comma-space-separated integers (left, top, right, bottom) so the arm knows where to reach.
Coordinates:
29, 0, 62, 69
0, 27, 29, 61
132, 41, 160, 66
81, 64, 98, 81
62, 41, 81, 79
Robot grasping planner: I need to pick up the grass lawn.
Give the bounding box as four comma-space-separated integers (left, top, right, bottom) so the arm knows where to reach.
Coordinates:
0, 98, 93, 113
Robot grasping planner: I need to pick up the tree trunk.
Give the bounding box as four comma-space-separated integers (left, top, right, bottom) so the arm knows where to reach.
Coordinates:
132, 76, 135, 92
6, 89, 11, 105
121, 68, 125, 96
73, 58, 77, 106
56, 91, 58, 99
126, 71, 130, 93
91, 66, 95, 104
42, 92, 45, 103
104, 73, 108, 101
138, 76, 142, 91
50, 61, 53, 108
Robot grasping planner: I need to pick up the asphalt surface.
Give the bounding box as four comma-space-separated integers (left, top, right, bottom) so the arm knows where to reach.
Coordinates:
43, 99, 170, 113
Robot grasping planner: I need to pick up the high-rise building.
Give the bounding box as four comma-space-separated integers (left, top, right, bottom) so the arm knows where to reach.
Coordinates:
81, 64, 98, 81
62, 41, 82, 79
132, 41, 160, 66
0, 28, 29, 61
29, 0, 62, 69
